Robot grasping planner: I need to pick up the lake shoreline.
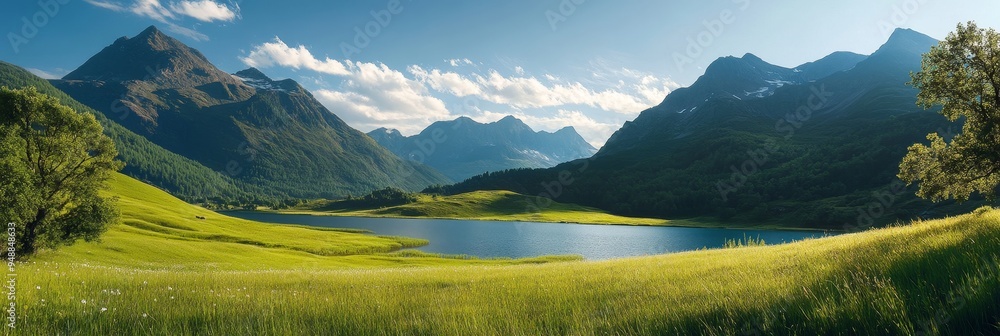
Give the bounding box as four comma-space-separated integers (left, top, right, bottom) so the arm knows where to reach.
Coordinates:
222, 211, 836, 260
223, 209, 837, 233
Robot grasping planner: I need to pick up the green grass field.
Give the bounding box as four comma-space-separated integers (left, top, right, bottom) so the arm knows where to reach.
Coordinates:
27, 174, 577, 271
15, 174, 1000, 334
284, 190, 729, 227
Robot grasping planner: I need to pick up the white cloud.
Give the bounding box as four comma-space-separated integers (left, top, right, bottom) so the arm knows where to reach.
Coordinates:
408, 66, 483, 97
243, 39, 451, 134
83, 0, 238, 40
636, 75, 672, 105
169, 0, 236, 22
84, 0, 126, 11
313, 62, 451, 134
131, 0, 174, 21
165, 24, 209, 41
447, 58, 474, 67
407, 64, 677, 115
466, 70, 665, 115
26, 68, 62, 79
242, 38, 350, 76
239, 39, 676, 146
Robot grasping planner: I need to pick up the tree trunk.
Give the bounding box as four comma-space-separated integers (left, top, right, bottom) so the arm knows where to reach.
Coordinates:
20, 208, 46, 258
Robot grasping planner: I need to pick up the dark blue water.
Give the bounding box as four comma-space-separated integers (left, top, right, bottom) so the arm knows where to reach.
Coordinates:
225, 212, 831, 260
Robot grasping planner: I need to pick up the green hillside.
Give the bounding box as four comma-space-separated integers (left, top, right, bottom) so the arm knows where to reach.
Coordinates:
290, 190, 710, 227
17, 175, 1000, 334
0, 61, 261, 201
29, 173, 570, 270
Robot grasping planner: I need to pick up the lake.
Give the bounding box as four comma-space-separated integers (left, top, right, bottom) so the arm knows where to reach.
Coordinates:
226, 212, 832, 260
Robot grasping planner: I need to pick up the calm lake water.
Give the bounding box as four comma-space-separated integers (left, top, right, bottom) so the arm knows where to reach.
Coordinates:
226, 212, 832, 260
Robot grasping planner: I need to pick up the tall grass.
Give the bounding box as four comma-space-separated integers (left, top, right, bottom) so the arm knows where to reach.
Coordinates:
723, 234, 767, 248
12, 174, 1000, 334
17, 211, 1000, 334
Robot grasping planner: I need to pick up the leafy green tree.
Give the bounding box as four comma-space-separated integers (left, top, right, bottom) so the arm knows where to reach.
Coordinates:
0, 87, 122, 258
900, 22, 1000, 202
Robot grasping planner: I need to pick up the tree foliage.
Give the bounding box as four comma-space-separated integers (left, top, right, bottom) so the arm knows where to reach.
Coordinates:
0, 87, 122, 257
900, 22, 1000, 202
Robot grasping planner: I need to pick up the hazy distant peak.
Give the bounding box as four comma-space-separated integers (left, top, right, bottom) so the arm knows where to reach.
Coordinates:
874, 28, 939, 57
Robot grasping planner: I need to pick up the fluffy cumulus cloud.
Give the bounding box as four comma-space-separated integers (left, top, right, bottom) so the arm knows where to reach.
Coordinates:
84, 0, 238, 40
242, 39, 451, 133
313, 62, 451, 134
409, 68, 674, 115
241, 38, 678, 146
242, 38, 350, 76
408, 66, 483, 97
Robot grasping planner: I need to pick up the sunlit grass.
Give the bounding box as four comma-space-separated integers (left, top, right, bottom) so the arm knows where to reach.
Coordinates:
30, 174, 578, 271
16, 174, 1000, 334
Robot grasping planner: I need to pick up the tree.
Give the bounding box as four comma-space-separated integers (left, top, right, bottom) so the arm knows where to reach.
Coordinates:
0, 87, 122, 258
899, 22, 1000, 202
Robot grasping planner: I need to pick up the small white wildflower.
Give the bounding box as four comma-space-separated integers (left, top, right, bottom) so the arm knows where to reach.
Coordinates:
35, 286, 40, 290
100, 307, 107, 312
81, 299, 87, 304
142, 313, 148, 318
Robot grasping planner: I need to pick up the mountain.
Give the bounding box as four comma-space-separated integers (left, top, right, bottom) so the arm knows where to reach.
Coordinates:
368, 116, 597, 181
600, 50, 866, 155
51, 26, 449, 198
0, 61, 261, 201
433, 29, 966, 229
793, 51, 868, 82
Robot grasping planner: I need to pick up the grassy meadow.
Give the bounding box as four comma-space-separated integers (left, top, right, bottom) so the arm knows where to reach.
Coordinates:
27, 174, 577, 271
10, 174, 1000, 334
283, 190, 724, 227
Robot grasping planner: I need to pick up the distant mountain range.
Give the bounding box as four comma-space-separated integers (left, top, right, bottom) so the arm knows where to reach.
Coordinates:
436, 28, 968, 229
368, 116, 597, 181
49, 26, 448, 198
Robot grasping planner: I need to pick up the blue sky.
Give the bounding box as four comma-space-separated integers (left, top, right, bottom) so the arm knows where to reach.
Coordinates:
2, 0, 999, 147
